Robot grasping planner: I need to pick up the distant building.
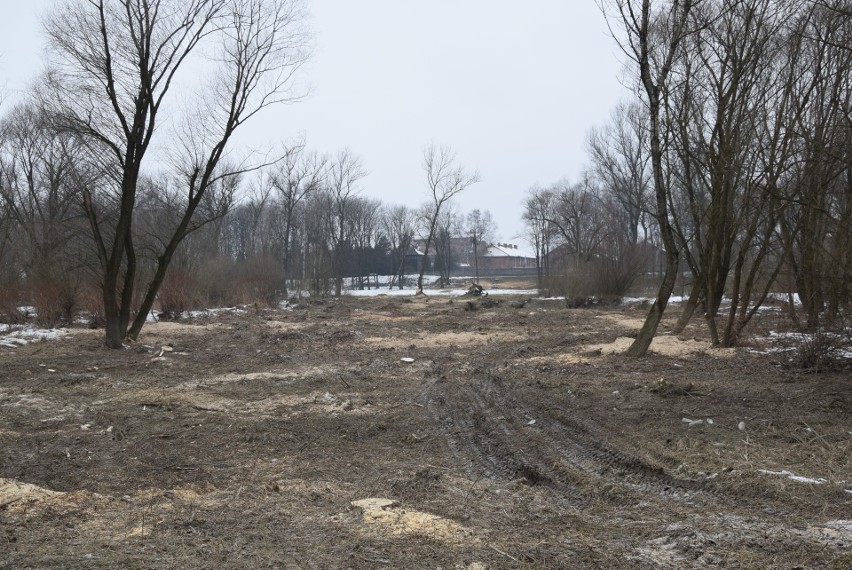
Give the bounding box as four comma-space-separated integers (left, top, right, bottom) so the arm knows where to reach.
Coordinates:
480, 242, 537, 271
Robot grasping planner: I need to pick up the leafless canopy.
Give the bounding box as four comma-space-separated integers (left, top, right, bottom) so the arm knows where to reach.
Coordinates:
40, 0, 310, 347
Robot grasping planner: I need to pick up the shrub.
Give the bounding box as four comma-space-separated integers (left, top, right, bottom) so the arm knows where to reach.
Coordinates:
78, 283, 105, 328
792, 328, 850, 372
0, 282, 25, 325
158, 267, 203, 319
542, 246, 649, 307
228, 256, 282, 306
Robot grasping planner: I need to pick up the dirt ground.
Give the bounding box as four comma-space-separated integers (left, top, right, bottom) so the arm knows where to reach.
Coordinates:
1, 292, 850, 569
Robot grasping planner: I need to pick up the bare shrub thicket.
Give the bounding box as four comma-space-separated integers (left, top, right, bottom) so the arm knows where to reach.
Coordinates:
157, 267, 204, 320
0, 282, 25, 325
30, 280, 75, 328
792, 328, 851, 373
229, 255, 283, 307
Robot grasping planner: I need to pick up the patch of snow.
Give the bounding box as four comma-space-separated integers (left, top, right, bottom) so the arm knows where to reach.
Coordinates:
758, 469, 827, 485
825, 520, 852, 531
749, 330, 852, 359
184, 307, 246, 318
346, 287, 535, 298
621, 295, 686, 305
0, 326, 69, 348
766, 292, 801, 305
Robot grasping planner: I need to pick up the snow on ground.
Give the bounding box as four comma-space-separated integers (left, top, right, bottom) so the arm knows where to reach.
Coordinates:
767, 292, 802, 304
758, 469, 827, 485
184, 307, 246, 319
621, 293, 803, 308
749, 330, 852, 359
0, 325, 68, 348
621, 295, 687, 305
345, 287, 537, 298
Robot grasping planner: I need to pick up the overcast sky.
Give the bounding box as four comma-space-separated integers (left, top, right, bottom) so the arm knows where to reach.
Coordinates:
0, 1, 629, 243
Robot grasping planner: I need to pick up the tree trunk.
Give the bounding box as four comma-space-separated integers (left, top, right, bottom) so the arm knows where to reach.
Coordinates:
102, 275, 124, 349
417, 217, 439, 294
622, 0, 692, 357
126, 250, 174, 341
672, 280, 702, 334
626, 249, 679, 356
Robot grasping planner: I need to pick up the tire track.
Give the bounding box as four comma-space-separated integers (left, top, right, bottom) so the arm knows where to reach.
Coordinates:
422, 376, 716, 506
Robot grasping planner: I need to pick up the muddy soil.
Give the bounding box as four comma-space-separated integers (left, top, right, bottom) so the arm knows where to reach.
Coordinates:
1, 295, 850, 569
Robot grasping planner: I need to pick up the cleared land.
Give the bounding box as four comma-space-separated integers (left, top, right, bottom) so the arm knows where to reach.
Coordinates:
1, 293, 850, 568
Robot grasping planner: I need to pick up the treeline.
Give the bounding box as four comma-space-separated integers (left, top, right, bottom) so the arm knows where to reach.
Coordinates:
0, 118, 492, 325
525, 0, 850, 347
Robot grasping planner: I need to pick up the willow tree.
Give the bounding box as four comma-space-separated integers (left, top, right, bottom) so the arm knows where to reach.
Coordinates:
42, 0, 310, 347
604, 0, 700, 356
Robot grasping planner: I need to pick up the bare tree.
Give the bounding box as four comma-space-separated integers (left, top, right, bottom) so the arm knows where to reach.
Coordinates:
269, 142, 326, 296
347, 196, 382, 289
326, 148, 367, 296
465, 209, 497, 283
300, 188, 334, 296
0, 103, 91, 325
381, 204, 416, 289
587, 101, 652, 245
603, 0, 699, 356
547, 178, 608, 263
523, 185, 557, 292
780, 1, 852, 330
432, 205, 463, 288
416, 143, 480, 294
42, 0, 310, 347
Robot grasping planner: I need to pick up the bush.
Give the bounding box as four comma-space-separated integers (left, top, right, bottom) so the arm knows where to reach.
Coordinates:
158, 267, 204, 319
0, 282, 26, 325
542, 246, 649, 306
228, 256, 282, 306
31, 280, 76, 328
78, 283, 105, 328
792, 328, 850, 372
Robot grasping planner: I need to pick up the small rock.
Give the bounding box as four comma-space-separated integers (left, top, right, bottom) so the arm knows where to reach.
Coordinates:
738, 421, 746, 431
400, 357, 415, 363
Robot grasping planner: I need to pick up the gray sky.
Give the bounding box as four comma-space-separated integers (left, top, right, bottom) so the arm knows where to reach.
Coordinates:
0, 1, 628, 243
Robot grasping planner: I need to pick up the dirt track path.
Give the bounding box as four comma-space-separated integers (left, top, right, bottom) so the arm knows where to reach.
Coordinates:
421, 371, 851, 567
1, 296, 850, 568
